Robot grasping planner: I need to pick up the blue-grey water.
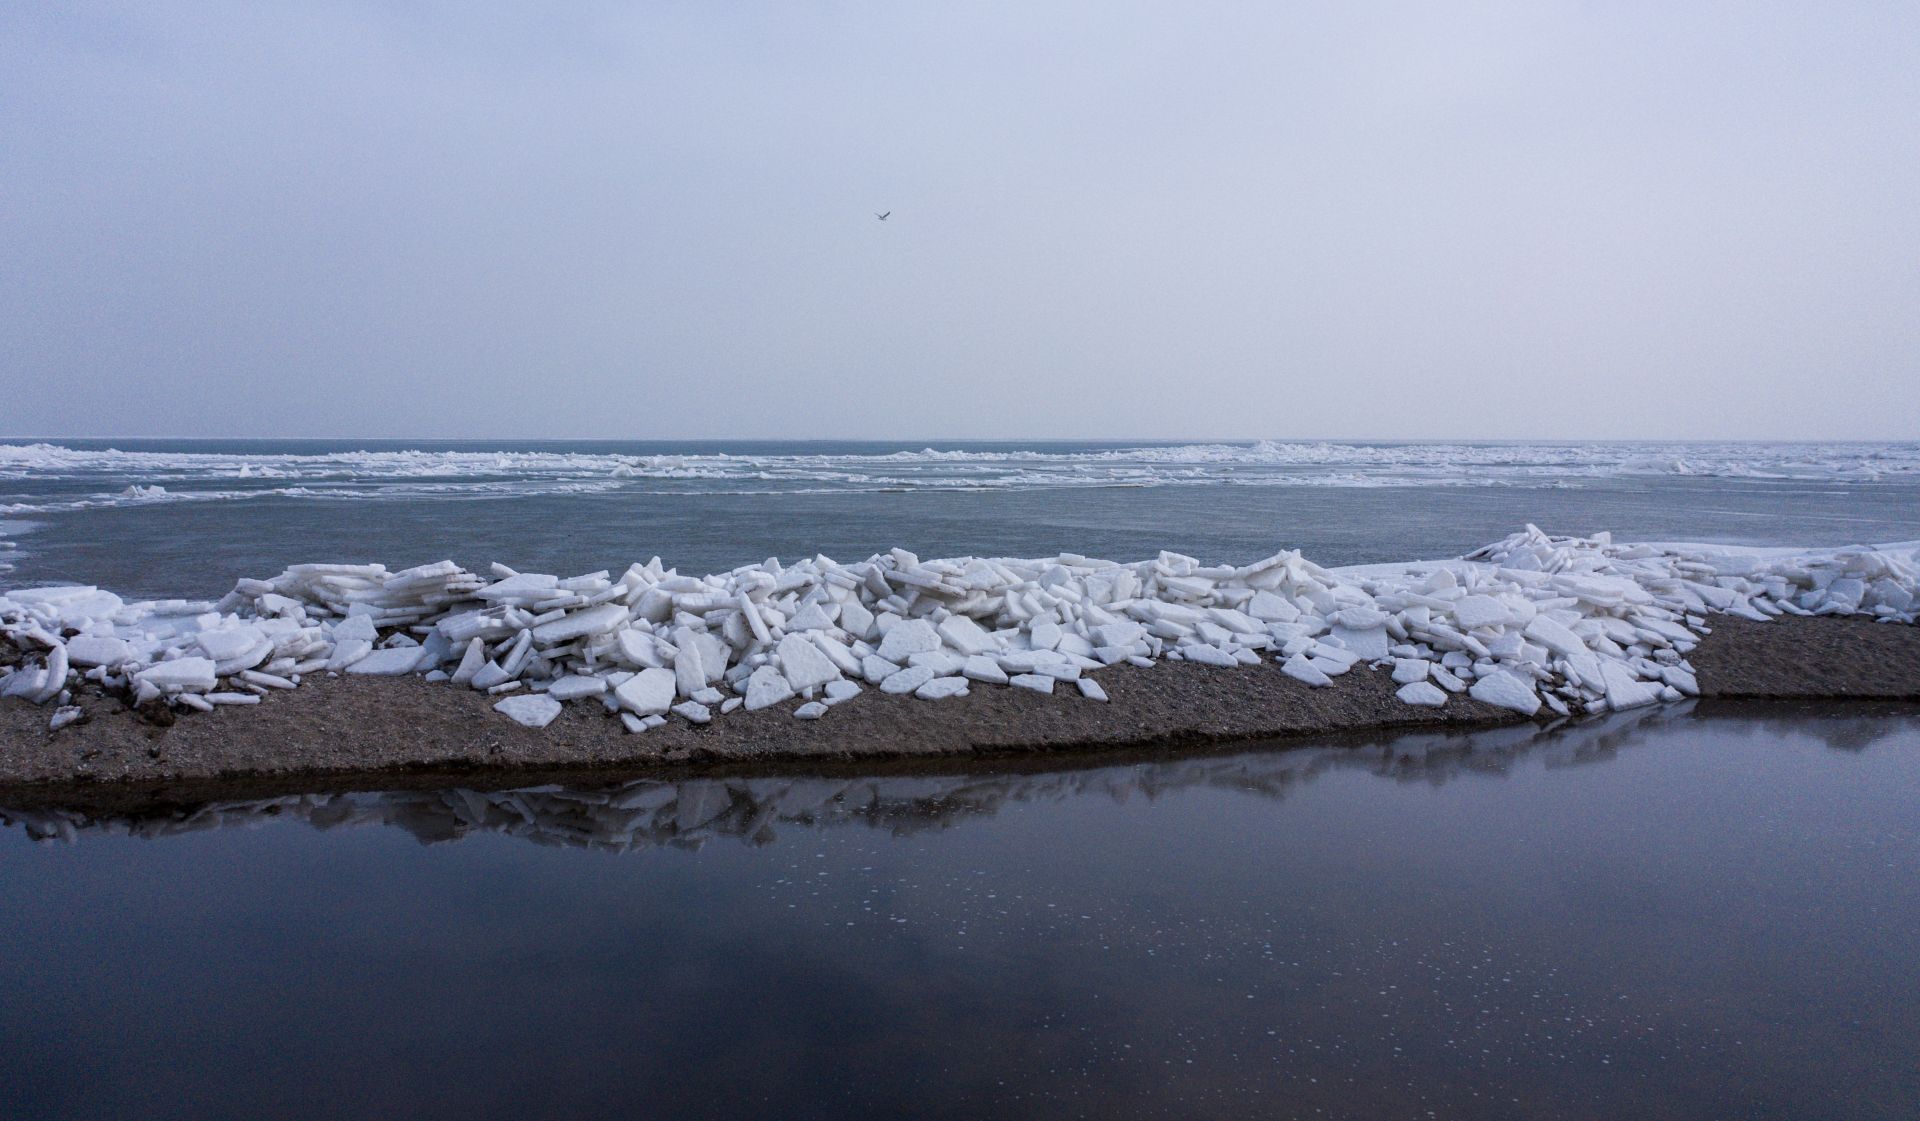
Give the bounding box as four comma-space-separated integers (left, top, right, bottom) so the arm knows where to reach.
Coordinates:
4, 440, 1919, 1118
3, 438, 1918, 597
3, 704, 1918, 1119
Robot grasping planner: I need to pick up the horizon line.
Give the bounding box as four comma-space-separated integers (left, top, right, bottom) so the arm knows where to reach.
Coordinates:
3, 434, 1916, 446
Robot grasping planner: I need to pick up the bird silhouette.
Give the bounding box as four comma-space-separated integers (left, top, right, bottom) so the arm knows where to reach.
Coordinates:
875, 211, 890, 220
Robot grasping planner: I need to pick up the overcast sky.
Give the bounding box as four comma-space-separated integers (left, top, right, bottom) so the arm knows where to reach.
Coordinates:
2, 2, 1915, 441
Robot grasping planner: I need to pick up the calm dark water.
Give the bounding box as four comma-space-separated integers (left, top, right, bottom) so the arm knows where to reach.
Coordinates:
3, 703, 1917, 1119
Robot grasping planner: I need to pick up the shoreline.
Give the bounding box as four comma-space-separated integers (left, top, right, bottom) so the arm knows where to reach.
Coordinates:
3, 614, 1916, 813
11, 697, 1919, 845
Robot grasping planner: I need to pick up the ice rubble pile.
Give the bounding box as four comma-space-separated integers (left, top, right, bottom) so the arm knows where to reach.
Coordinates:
1, 527, 1914, 733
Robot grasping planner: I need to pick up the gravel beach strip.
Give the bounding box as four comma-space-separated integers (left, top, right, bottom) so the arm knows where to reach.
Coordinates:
1, 614, 1915, 812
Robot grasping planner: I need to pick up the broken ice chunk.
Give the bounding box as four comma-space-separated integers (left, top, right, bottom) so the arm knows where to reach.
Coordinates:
1027, 620, 1063, 651
1396, 681, 1447, 707
876, 618, 941, 662
546, 675, 607, 701
493, 694, 562, 728
1280, 653, 1332, 687
962, 655, 1009, 685
133, 657, 218, 693
469, 661, 511, 690
907, 650, 966, 675
914, 676, 969, 700
65, 635, 133, 668
327, 639, 374, 672
1328, 623, 1390, 661
1182, 644, 1238, 668
615, 667, 677, 715
1521, 615, 1586, 659
529, 602, 629, 644
1467, 670, 1541, 716
786, 602, 836, 632
345, 646, 425, 675
195, 627, 270, 674
672, 632, 707, 698
776, 633, 841, 691
1598, 661, 1662, 710
743, 665, 795, 711
1451, 595, 1517, 630
936, 615, 996, 655
880, 665, 937, 695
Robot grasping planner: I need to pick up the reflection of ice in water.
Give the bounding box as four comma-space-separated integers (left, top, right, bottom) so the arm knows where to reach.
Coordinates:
5, 707, 1684, 847
15, 702, 1892, 849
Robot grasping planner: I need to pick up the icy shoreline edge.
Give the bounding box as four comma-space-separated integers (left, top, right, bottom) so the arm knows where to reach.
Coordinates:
3, 615, 1919, 811
3, 526, 1917, 753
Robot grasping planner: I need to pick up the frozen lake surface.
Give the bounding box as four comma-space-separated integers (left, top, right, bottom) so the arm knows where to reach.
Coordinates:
4, 702, 1917, 1119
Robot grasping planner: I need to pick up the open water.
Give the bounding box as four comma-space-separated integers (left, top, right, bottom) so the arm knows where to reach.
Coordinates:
3, 440, 1919, 1118
2, 703, 1918, 1118
3, 439, 1918, 597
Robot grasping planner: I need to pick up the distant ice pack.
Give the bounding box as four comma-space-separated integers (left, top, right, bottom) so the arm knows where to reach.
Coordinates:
2, 439, 1917, 518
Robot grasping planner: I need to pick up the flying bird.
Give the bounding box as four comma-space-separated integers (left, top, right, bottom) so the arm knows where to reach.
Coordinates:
875, 211, 890, 221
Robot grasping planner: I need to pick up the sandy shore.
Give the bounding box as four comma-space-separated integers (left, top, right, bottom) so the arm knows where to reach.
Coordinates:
1, 614, 1915, 810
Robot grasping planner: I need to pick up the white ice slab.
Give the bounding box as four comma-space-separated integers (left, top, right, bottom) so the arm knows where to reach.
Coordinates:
494, 694, 562, 728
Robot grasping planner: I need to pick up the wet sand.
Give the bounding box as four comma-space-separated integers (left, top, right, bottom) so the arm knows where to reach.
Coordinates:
1, 614, 1915, 810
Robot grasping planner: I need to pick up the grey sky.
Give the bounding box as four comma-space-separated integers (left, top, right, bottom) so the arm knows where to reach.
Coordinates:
2, 1, 1916, 441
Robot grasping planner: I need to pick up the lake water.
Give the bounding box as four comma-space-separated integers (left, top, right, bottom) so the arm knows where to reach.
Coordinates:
4, 440, 1918, 1117
3, 702, 1917, 1119
3, 438, 1919, 598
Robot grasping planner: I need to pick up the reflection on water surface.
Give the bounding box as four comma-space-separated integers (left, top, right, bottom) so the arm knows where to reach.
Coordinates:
8, 702, 1842, 850
2, 703, 1917, 1121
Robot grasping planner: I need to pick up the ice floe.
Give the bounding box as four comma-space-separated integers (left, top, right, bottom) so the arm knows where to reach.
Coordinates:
1, 527, 1915, 733
4, 441, 1917, 523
